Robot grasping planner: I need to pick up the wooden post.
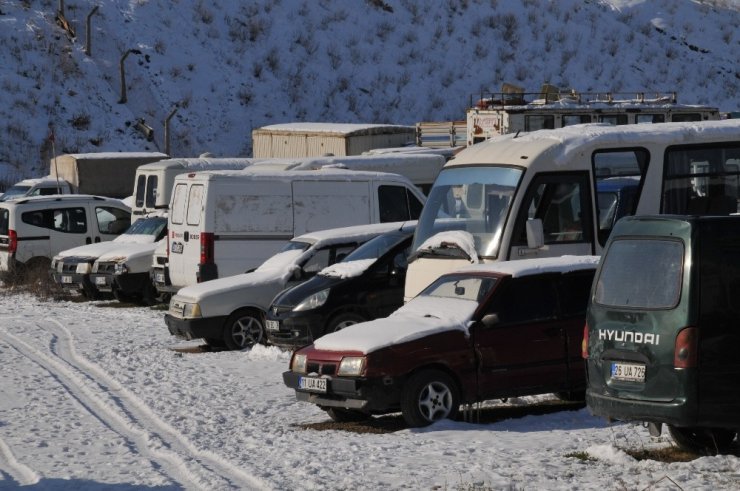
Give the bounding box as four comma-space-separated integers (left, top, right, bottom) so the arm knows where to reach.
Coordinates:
84, 6, 99, 56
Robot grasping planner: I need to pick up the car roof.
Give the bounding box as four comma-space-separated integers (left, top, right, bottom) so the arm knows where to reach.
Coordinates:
3, 194, 126, 206
294, 221, 416, 244
448, 255, 600, 279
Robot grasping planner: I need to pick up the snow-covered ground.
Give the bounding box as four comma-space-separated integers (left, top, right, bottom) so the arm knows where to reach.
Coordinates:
1, 293, 739, 490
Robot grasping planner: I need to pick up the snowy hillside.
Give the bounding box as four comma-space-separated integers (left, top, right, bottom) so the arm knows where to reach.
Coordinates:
0, 0, 738, 182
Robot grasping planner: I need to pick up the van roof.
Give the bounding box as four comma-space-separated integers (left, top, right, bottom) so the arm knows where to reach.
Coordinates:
450, 120, 740, 168
451, 255, 600, 278
3, 194, 127, 206
60, 152, 168, 159
175, 167, 416, 182
12, 177, 62, 186
295, 221, 416, 245
136, 157, 257, 172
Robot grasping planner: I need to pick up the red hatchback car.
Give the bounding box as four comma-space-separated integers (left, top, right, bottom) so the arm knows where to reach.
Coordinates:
283, 255, 599, 427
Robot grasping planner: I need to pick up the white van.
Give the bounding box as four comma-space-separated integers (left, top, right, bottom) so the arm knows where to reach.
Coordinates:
0, 195, 131, 275
405, 119, 740, 300
167, 168, 425, 290
131, 157, 257, 220
0, 178, 73, 202
166, 221, 407, 350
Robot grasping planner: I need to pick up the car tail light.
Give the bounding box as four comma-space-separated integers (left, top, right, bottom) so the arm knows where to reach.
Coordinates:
674, 326, 698, 368
8, 229, 17, 254
200, 232, 214, 265
581, 322, 589, 359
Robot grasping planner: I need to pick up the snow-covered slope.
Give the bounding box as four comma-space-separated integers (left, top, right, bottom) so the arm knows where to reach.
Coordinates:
1, 0, 738, 182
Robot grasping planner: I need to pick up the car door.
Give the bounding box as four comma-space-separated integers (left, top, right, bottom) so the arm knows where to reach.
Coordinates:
556, 270, 597, 389
290, 242, 359, 289
361, 240, 411, 318
473, 274, 569, 399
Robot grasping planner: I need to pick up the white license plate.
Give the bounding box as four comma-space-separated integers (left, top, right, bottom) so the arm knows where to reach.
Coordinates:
61, 275, 72, 284
154, 272, 165, 283
95, 276, 107, 285
299, 376, 327, 393
611, 362, 646, 382
265, 320, 280, 332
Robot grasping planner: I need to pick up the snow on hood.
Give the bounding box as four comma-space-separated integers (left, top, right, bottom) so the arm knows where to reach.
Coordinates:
416, 230, 479, 263
94, 242, 159, 263
313, 295, 478, 354
54, 239, 146, 259
318, 258, 376, 279
176, 249, 305, 301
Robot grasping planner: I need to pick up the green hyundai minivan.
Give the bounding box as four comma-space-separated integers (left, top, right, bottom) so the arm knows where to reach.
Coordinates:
585, 215, 740, 454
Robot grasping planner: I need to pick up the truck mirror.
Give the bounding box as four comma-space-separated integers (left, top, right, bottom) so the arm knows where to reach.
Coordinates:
526, 219, 544, 249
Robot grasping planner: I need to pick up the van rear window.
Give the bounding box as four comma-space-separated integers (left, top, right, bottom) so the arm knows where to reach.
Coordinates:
0, 208, 8, 235
594, 238, 684, 309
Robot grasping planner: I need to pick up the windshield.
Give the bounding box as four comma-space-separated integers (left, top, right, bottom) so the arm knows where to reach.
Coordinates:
341, 231, 410, 262
0, 185, 31, 201
124, 216, 167, 238
412, 166, 523, 258
421, 273, 498, 303
281, 240, 312, 253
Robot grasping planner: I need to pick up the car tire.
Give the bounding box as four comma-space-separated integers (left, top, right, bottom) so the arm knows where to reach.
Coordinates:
223, 309, 265, 350
324, 407, 371, 423
668, 426, 736, 455
326, 312, 366, 334
400, 369, 460, 428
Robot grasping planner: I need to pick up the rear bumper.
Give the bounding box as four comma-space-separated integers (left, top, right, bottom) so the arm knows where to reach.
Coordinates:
282, 370, 401, 413
164, 313, 226, 340
586, 389, 694, 426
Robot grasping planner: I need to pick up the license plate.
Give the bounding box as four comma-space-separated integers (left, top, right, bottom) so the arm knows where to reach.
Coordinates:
61, 275, 72, 284
154, 272, 165, 283
95, 276, 107, 285
611, 362, 646, 382
299, 376, 327, 393
265, 320, 280, 332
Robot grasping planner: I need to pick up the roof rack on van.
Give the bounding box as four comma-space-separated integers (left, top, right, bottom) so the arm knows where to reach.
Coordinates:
471, 83, 679, 110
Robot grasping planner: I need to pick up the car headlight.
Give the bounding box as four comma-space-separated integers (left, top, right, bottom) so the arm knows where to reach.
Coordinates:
337, 356, 365, 376
183, 303, 201, 318
293, 288, 330, 312
292, 353, 307, 374
114, 262, 129, 275
76, 262, 92, 274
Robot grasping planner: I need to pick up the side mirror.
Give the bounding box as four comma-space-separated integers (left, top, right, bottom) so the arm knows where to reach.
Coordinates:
481, 313, 500, 327
526, 219, 544, 249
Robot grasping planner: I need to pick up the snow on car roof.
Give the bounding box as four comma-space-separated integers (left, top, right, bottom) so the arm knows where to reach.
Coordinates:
297, 221, 409, 244
313, 295, 479, 354
454, 255, 600, 278
137, 157, 256, 171
64, 152, 168, 159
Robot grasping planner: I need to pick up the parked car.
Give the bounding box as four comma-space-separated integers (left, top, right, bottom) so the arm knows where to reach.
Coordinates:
266, 223, 415, 347
585, 215, 740, 454
165, 222, 409, 350
0, 177, 72, 202
283, 255, 599, 427
50, 214, 166, 299
0, 195, 130, 277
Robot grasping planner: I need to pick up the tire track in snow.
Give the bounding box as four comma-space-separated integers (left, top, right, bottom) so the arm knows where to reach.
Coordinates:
0, 318, 270, 490
0, 433, 40, 486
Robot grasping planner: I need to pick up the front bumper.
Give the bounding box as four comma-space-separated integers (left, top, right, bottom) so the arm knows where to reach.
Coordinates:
282, 370, 401, 413
113, 271, 149, 296
51, 271, 87, 290
164, 313, 227, 340
265, 309, 328, 348
89, 272, 113, 292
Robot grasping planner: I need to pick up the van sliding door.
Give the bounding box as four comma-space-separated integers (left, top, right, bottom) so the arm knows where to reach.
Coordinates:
292, 181, 370, 235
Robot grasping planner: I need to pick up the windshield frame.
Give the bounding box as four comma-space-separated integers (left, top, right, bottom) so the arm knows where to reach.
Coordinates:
412, 164, 524, 259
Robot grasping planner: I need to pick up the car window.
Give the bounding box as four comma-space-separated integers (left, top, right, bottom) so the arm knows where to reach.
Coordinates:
0, 208, 8, 235
558, 271, 596, 317
186, 185, 204, 225
378, 185, 410, 222
145, 175, 158, 208
96, 206, 130, 235
51, 207, 87, 234
170, 183, 187, 225
486, 275, 558, 324
302, 244, 356, 276
135, 174, 146, 207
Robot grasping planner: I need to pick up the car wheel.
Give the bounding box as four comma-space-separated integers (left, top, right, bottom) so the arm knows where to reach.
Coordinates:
327, 312, 366, 334
400, 369, 460, 427
668, 426, 736, 455
223, 309, 265, 350
324, 407, 371, 423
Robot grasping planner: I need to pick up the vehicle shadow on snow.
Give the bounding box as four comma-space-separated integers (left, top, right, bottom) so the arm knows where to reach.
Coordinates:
297, 399, 589, 434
